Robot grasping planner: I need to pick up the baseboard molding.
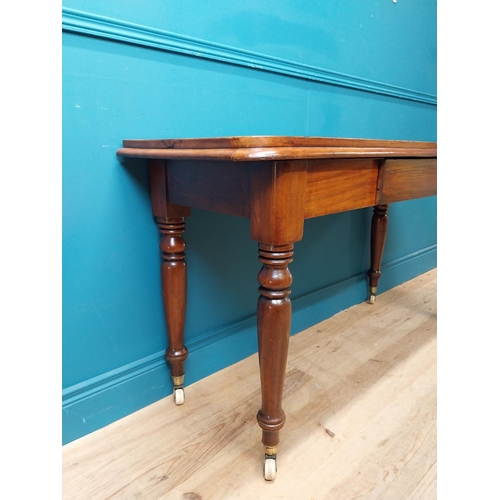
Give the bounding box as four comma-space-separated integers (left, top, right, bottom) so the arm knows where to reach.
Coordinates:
62, 7, 436, 106
62, 244, 436, 444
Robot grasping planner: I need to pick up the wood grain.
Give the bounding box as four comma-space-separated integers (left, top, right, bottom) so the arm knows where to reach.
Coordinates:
256, 244, 294, 449
304, 159, 379, 217
62, 269, 437, 500
118, 146, 437, 162
118, 136, 437, 162
250, 160, 307, 244
379, 159, 437, 204
122, 136, 437, 150
157, 219, 188, 380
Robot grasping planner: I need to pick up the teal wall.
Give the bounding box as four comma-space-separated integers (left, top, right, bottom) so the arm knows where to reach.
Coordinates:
62, 1, 437, 444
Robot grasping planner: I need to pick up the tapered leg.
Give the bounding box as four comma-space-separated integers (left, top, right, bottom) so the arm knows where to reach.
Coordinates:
157, 217, 189, 404
256, 243, 293, 480
367, 204, 389, 304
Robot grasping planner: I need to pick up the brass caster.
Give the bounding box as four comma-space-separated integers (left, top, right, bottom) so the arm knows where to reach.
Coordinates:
369, 294, 376, 305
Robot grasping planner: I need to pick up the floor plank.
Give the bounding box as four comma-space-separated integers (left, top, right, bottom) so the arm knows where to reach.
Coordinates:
63, 269, 437, 500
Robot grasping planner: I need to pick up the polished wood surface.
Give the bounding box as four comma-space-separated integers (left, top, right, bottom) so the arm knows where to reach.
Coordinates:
368, 204, 390, 300
250, 160, 307, 244
121, 135, 437, 150
158, 218, 188, 381
304, 159, 379, 218
117, 135, 437, 162
62, 270, 437, 499
256, 243, 294, 450
149, 159, 190, 386
379, 158, 437, 204
116, 135, 437, 480
117, 146, 437, 162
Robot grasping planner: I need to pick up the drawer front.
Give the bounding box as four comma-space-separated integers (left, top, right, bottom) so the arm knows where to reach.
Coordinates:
305, 159, 378, 218
379, 159, 437, 204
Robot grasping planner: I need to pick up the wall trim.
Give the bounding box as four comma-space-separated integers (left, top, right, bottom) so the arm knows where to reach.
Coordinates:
62, 244, 436, 444
62, 7, 437, 106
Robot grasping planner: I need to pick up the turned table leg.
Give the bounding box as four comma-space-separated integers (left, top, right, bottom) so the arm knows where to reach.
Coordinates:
256, 243, 294, 481
157, 217, 189, 405
367, 204, 389, 304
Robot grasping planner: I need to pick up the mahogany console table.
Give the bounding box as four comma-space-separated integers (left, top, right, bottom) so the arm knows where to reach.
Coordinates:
117, 136, 437, 480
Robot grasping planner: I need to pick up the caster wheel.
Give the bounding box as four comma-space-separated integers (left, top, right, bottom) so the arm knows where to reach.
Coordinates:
264, 457, 277, 481
173, 387, 185, 405
369, 294, 376, 305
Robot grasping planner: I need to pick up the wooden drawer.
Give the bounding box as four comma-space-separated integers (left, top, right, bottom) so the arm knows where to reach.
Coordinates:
305, 159, 378, 218
378, 158, 437, 204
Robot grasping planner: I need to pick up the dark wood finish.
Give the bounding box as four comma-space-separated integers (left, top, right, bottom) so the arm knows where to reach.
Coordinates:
248, 160, 307, 452
149, 159, 191, 219
166, 160, 252, 218
250, 160, 307, 244
157, 218, 188, 379
149, 160, 190, 385
256, 243, 294, 450
117, 136, 437, 479
367, 205, 390, 297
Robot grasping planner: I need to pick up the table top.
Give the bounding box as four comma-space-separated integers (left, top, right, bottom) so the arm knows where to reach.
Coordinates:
116, 136, 437, 162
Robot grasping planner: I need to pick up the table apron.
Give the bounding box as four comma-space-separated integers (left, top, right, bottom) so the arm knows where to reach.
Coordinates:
162, 157, 437, 222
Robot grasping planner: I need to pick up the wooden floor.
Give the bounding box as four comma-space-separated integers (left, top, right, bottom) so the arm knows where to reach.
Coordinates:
62, 269, 437, 500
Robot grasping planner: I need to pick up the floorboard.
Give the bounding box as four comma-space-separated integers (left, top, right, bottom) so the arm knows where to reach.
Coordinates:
63, 269, 437, 500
